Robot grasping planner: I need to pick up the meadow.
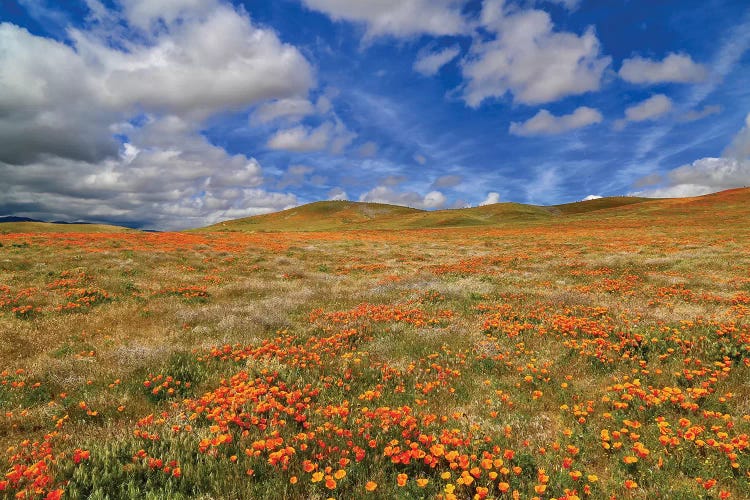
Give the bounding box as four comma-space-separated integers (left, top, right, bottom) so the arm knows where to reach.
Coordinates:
0, 189, 749, 499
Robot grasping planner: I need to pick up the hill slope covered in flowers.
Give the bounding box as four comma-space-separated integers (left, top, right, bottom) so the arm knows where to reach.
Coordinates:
1, 188, 749, 499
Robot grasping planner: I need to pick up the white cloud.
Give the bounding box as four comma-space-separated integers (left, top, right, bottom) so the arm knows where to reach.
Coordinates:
414, 45, 461, 76
625, 94, 673, 121
0, 115, 297, 229
327, 187, 348, 201
614, 94, 673, 129
267, 118, 356, 154
724, 112, 750, 159
0, 23, 119, 164
1, 2, 314, 150
76, 5, 313, 118
582, 194, 602, 201
679, 104, 722, 123
509, 106, 602, 136
423, 190, 447, 208
264, 89, 356, 156
251, 98, 315, 124
119, 0, 218, 29
619, 53, 707, 84
359, 186, 446, 209
633, 157, 750, 198
633, 115, 750, 198
267, 123, 333, 152
0, 1, 313, 227
461, 0, 610, 106
479, 192, 500, 205
299, 0, 469, 39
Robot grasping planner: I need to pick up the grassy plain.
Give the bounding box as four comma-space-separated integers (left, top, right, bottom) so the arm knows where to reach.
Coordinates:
1, 189, 749, 499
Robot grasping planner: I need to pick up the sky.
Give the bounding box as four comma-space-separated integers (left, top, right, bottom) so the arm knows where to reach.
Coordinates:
1, 0, 749, 230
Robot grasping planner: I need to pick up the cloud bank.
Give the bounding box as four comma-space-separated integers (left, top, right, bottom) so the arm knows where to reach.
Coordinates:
0, 1, 314, 228
633, 113, 750, 198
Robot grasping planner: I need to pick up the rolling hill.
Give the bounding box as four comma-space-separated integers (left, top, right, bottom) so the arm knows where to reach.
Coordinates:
197, 188, 750, 232
4, 188, 748, 234
198, 201, 423, 232
197, 193, 665, 232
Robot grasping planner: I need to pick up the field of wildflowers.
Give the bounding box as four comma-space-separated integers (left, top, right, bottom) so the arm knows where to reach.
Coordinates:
0, 190, 749, 499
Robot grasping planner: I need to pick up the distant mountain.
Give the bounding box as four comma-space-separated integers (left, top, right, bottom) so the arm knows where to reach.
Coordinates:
0, 216, 134, 233
0, 216, 94, 225
0, 216, 43, 223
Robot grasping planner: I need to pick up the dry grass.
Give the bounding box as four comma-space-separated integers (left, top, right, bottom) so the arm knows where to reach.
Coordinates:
1, 189, 749, 498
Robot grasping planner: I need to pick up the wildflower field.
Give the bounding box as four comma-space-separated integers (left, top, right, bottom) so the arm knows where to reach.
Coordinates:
1, 189, 749, 499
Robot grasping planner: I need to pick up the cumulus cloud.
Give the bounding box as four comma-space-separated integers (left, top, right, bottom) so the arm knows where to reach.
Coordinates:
479, 192, 500, 205
633, 114, 750, 198
0, 115, 297, 229
0, 23, 119, 165
679, 105, 722, 123
251, 98, 316, 125
299, 0, 469, 39
78, 5, 312, 118
414, 45, 461, 76
423, 190, 448, 208
119, 0, 219, 29
581, 194, 602, 201
461, 0, 610, 106
509, 106, 602, 136
724, 112, 750, 159
266, 90, 356, 155
0, 1, 313, 227
359, 186, 447, 209
327, 187, 348, 201
267, 124, 332, 152
614, 94, 672, 130
619, 53, 707, 84
633, 157, 750, 198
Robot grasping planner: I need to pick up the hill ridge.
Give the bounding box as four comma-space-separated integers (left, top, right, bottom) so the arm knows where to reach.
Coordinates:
196, 188, 750, 233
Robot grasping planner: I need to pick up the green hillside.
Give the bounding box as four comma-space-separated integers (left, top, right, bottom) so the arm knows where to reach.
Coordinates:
197, 193, 669, 232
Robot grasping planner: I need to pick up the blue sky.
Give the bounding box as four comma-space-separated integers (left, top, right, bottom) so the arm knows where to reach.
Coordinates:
1, 0, 749, 229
